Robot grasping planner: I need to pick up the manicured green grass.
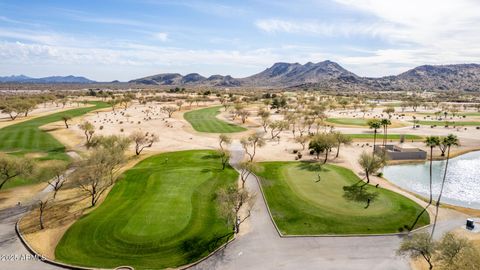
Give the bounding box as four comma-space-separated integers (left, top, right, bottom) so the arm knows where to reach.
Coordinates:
0, 101, 108, 188
347, 134, 423, 140
56, 150, 238, 270
0, 101, 108, 159
184, 106, 247, 133
255, 162, 429, 235
326, 117, 371, 126
417, 112, 480, 117
413, 120, 480, 126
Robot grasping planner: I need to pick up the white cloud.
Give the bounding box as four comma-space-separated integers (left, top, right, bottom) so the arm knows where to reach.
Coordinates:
254, 1, 480, 76
2, 1, 480, 79
0, 28, 68, 45
255, 19, 393, 37
152, 32, 168, 42
329, 0, 480, 74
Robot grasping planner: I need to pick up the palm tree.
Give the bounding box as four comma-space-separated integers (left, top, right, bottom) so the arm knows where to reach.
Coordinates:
409, 136, 441, 230
424, 136, 440, 205
367, 119, 382, 154
430, 134, 459, 239
380, 118, 391, 146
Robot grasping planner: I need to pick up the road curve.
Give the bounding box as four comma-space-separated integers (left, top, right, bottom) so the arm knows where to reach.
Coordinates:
0, 144, 464, 270
191, 141, 464, 270
0, 186, 61, 270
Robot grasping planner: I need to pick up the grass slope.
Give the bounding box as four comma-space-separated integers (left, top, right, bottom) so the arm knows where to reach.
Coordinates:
255, 162, 429, 235
413, 120, 480, 126
326, 117, 371, 126
0, 101, 108, 188
56, 150, 238, 270
347, 134, 423, 140
184, 106, 247, 133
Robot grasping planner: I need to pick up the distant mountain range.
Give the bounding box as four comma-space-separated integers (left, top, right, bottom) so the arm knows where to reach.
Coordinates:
3, 61, 480, 91
0, 75, 95, 84
129, 61, 480, 91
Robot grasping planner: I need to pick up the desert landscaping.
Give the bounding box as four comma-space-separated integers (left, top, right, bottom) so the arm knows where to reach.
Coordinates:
2, 2, 480, 269
0, 88, 479, 270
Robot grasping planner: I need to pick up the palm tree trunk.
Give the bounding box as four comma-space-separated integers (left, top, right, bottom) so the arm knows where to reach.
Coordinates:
383, 126, 387, 146
385, 126, 388, 145
428, 147, 433, 205
431, 146, 451, 239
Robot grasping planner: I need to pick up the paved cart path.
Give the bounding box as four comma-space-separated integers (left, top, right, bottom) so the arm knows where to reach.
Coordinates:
0, 185, 60, 270
0, 144, 464, 270
191, 141, 465, 270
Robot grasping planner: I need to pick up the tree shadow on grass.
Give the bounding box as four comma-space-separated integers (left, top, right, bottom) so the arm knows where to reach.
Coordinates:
180, 232, 233, 262
201, 154, 221, 160
342, 184, 379, 209
297, 161, 330, 173
201, 168, 223, 173
407, 205, 430, 232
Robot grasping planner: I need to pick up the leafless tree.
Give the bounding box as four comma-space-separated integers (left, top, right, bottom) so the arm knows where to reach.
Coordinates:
240, 133, 266, 162
61, 115, 72, 128
268, 120, 289, 139
130, 131, 159, 155
0, 154, 34, 189
218, 134, 232, 151
217, 149, 231, 170
217, 186, 256, 234
161, 106, 177, 118
47, 163, 68, 199
38, 198, 50, 230
238, 161, 256, 188
78, 121, 95, 145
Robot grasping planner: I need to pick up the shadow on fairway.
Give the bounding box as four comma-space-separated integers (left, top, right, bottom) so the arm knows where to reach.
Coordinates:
297, 161, 331, 173
181, 232, 233, 261
342, 184, 379, 209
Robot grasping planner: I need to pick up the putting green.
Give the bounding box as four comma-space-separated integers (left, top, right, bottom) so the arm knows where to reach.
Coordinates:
0, 101, 108, 189
255, 162, 429, 235
184, 106, 247, 133
55, 150, 238, 269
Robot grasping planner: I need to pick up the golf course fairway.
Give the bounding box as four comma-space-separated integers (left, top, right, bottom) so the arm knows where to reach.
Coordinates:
55, 150, 238, 269
0, 101, 108, 188
0, 101, 108, 160
255, 162, 429, 235
184, 106, 247, 133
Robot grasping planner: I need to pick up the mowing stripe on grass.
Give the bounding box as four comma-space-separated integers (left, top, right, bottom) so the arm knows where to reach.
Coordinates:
184, 106, 246, 133
55, 150, 238, 270
0, 101, 108, 188
254, 162, 429, 235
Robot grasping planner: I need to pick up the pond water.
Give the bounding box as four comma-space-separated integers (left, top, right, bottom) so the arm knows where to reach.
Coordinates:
383, 151, 480, 209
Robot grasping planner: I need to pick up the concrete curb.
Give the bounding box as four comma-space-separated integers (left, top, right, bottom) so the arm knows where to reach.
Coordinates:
15, 217, 98, 270
178, 237, 235, 270
252, 172, 431, 238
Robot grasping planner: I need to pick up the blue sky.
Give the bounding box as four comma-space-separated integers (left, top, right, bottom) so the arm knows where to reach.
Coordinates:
1, 0, 479, 81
